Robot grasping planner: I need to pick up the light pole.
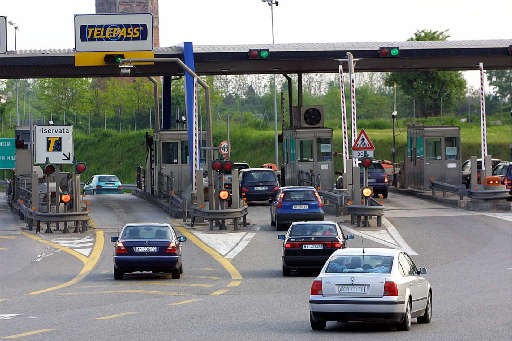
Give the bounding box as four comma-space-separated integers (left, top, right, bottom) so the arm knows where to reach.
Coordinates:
262, 0, 279, 168
391, 110, 397, 187
8, 20, 20, 126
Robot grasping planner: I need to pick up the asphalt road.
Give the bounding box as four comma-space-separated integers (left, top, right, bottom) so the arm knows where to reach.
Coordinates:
0, 192, 511, 340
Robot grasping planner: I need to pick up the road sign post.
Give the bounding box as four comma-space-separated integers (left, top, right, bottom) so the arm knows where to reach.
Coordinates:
34, 125, 74, 164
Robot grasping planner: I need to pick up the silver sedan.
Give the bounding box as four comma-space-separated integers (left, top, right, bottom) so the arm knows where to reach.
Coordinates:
309, 247, 432, 331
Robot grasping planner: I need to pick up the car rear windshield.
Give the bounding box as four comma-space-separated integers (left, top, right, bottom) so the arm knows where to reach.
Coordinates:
122, 225, 172, 240
282, 190, 316, 202
290, 224, 337, 237
99, 176, 120, 182
243, 171, 276, 182
325, 255, 393, 274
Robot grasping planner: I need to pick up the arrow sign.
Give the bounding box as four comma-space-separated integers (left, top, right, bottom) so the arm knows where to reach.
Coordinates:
352, 129, 375, 151
62, 152, 71, 161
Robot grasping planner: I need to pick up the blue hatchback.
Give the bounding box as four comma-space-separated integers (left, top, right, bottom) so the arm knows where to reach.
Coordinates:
83, 174, 123, 195
270, 186, 325, 230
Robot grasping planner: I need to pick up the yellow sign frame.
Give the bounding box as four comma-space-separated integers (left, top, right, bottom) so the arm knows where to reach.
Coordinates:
74, 51, 154, 67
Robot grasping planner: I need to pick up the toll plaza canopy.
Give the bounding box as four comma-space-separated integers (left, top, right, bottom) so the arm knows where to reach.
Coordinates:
0, 39, 511, 79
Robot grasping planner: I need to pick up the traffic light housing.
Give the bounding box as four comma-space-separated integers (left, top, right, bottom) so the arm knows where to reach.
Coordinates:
104, 54, 125, 64
15, 136, 26, 149
60, 192, 72, 204
248, 49, 270, 60
212, 160, 233, 173
508, 45, 512, 56
75, 162, 87, 174
378, 47, 400, 58
43, 164, 56, 175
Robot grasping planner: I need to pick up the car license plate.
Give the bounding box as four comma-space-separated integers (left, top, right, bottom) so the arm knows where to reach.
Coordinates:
254, 186, 268, 191
134, 246, 158, 252
368, 179, 376, 183
292, 205, 308, 209
303, 244, 323, 249
338, 285, 368, 294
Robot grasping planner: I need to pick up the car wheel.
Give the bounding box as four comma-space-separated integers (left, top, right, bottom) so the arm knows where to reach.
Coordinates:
270, 211, 275, 226
398, 299, 412, 331
113, 268, 123, 280
417, 291, 432, 324
171, 268, 181, 279
275, 217, 281, 230
310, 311, 326, 330
282, 264, 291, 277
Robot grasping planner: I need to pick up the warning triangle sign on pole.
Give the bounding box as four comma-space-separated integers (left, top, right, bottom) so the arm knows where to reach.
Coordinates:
352, 129, 375, 151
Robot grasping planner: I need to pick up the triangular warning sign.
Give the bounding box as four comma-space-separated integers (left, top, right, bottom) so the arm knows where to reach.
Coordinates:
352, 129, 375, 151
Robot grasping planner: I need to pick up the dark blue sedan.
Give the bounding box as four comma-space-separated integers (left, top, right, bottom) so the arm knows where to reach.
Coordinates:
111, 223, 186, 280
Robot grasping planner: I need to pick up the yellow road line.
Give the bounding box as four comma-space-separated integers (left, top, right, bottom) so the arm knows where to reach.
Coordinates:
0, 236, 16, 239
210, 289, 229, 296
0, 247, 7, 250
169, 298, 200, 306
59, 289, 183, 296
22, 231, 88, 264
175, 225, 242, 280
227, 280, 241, 287
2, 329, 55, 339
96, 312, 137, 320
27, 229, 104, 295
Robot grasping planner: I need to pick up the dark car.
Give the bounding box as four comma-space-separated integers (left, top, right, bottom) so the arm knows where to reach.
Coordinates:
492, 161, 512, 195
84, 174, 123, 195
270, 186, 325, 230
111, 223, 186, 280
335, 161, 389, 198
239, 168, 280, 203
278, 221, 353, 276
461, 158, 501, 188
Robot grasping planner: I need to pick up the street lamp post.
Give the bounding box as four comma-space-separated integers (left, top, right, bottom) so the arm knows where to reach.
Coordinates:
8, 20, 20, 126
391, 110, 397, 187
262, 0, 279, 168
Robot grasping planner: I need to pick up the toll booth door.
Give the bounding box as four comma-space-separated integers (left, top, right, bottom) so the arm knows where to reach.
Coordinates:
424, 136, 460, 187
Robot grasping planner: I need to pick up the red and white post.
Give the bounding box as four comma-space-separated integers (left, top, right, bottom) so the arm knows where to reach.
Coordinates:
479, 62, 488, 171
338, 64, 349, 174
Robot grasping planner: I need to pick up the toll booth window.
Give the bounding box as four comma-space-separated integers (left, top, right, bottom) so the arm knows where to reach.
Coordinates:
162, 142, 179, 164
299, 140, 314, 162
416, 136, 424, 159
181, 140, 189, 164
290, 138, 296, 162
445, 137, 458, 160
317, 138, 332, 161
425, 138, 442, 160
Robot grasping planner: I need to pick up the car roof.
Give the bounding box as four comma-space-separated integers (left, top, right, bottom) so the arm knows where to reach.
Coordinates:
290, 220, 337, 226
240, 168, 275, 172
123, 223, 171, 228
95, 174, 120, 178
330, 248, 401, 257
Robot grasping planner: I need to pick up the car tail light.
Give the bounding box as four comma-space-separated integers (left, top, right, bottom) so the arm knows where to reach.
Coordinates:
314, 191, 323, 207
503, 177, 511, 188
241, 187, 249, 194
276, 192, 285, 208
272, 186, 280, 192
117, 185, 123, 190
384, 174, 389, 184
383, 281, 398, 296
325, 241, 343, 248
165, 242, 178, 254
115, 241, 128, 255
285, 242, 301, 248
96, 185, 103, 189
310, 279, 323, 295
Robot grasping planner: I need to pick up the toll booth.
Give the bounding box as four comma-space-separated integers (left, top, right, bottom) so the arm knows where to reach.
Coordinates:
402, 125, 461, 190
155, 130, 207, 197
282, 128, 334, 190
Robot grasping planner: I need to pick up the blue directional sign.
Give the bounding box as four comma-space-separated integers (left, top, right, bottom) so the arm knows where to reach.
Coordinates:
0, 138, 15, 169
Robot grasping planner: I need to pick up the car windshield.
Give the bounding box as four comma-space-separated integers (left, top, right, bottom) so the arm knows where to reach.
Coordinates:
121, 225, 172, 240
325, 255, 393, 274
282, 190, 316, 201
99, 176, 120, 182
290, 224, 337, 237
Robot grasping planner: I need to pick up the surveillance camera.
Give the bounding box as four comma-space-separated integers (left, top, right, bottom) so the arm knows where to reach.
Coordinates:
391, 111, 398, 117
49, 120, 54, 125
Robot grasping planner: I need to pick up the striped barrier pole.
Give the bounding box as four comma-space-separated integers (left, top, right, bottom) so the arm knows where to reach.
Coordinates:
338, 64, 349, 174
479, 62, 488, 171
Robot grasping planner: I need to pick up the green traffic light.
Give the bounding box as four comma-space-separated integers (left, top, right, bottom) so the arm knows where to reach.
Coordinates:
390, 48, 399, 57
259, 49, 269, 59
115, 56, 123, 63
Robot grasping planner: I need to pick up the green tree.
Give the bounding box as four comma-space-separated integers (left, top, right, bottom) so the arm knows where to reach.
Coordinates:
385, 29, 466, 117
487, 70, 512, 107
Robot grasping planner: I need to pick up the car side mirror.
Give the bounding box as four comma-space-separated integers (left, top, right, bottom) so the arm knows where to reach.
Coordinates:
178, 236, 187, 242
344, 234, 354, 240
277, 235, 285, 240
111, 236, 118, 243
417, 267, 427, 275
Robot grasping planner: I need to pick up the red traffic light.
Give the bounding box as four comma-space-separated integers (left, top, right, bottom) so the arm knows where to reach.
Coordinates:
361, 157, 373, 168
248, 49, 270, 60
212, 160, 223, 172
75, 162, 87, 174
15, 138, 26, 149
43, 164, 56, 175
222, 160, 233, 173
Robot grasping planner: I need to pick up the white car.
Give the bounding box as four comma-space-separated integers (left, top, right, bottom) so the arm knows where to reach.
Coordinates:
309, 248, 432, 331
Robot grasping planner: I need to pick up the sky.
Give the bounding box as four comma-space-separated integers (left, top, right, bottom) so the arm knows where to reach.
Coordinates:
2, 0, 511, 86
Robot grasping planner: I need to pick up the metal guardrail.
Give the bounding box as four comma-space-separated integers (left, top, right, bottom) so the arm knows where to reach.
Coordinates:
18, 201, 89, 233
431, 180, 510, 201
190, 206, 248, 231
431, 181, 467, 200
468, 188, 511, 200
320, 189, 350, 216
346, 198, 384, 227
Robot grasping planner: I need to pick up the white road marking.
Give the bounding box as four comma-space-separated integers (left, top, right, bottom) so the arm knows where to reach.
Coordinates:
0, 314, 20, 320
483, 212, 512, 222
50, 236, 94, 256
382, 218, 418, 255
193, 231, 256, 259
